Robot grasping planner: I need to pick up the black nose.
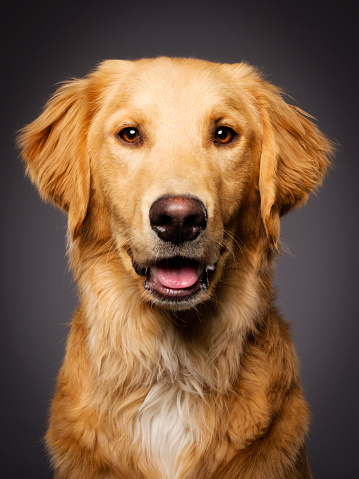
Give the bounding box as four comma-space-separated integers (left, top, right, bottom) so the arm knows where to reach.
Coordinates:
149, 195, 207, 245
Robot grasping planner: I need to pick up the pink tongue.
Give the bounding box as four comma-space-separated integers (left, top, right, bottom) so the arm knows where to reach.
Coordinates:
157, 266, 198, 289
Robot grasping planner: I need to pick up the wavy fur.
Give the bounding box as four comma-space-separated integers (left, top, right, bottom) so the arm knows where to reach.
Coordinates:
18, 57, 334, 479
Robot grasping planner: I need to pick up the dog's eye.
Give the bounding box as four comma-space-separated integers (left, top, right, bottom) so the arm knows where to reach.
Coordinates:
214, 126, 236, 144
119, 127, 140, 144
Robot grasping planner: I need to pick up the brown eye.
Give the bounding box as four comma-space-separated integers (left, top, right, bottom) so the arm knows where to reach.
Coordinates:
215, 126, 236, 144
119, 127, 140, 144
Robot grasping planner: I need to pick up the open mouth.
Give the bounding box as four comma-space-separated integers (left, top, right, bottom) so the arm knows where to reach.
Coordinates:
131, 255, 216, 302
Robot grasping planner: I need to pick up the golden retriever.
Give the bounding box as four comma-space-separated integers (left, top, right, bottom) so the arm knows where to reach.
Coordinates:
18, 57, 334, 479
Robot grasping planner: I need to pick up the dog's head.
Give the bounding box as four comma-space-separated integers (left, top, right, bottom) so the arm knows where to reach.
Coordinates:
18, 58, 333, 311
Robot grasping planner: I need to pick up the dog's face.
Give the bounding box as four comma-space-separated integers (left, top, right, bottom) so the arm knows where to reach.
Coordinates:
18, 58, 332, 311
89, 59, 261, 309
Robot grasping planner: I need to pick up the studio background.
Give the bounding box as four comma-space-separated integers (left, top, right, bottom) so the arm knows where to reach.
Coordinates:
1, 1, 358, 477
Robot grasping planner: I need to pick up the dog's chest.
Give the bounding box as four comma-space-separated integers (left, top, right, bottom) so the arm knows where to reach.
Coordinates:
135, 382, 200, 479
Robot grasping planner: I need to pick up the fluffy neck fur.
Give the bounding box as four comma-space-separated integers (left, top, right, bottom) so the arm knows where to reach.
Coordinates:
45, 223, 306, 479
71, 233, 270, 393
65, 232, 273, 476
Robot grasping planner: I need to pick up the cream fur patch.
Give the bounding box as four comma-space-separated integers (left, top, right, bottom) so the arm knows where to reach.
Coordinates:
135, 381, 202, 479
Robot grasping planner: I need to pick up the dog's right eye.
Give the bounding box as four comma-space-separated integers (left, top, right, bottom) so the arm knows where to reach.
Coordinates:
214, 126, 237, 145
118, 127, 140, 144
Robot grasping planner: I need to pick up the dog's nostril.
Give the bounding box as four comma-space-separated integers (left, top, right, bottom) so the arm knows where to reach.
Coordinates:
149, 195, 207, 245
159, 215, 172, 225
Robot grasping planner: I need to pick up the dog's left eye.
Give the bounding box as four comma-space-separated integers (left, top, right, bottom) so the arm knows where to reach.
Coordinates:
118, 127, 140, 144
214, 126, 236, 144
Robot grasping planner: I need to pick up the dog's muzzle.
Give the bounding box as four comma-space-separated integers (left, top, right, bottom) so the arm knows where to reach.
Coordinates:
128, 195, 217, 306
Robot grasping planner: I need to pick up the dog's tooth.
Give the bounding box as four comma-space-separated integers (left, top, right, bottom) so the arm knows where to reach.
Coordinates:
151, 267, 158, 279
197, 265, 203, 277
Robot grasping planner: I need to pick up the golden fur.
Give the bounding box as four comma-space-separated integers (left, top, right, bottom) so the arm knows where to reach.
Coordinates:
18, 57, 334, 479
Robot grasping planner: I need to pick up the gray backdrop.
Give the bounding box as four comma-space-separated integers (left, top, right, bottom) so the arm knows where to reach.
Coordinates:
1, 1, 358, 477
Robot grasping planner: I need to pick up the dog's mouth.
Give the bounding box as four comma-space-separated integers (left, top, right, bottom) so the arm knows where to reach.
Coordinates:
130, 254, 216, 303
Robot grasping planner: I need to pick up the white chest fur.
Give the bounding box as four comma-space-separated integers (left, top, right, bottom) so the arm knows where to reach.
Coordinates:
135, 381, 201, 479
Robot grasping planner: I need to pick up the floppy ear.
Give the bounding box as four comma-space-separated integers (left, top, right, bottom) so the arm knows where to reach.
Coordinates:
258, 85, 335, 250
17, 78, 91, 240
230, 64, 335, 250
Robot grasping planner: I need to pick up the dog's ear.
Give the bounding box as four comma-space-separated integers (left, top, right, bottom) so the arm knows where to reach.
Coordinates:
17, 60, 127, 240
257, 83, 335, 251
227, 64, 335, 250
17, 78, 91, 240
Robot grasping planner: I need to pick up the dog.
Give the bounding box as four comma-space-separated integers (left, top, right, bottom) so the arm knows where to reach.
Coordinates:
18, 57, 334, 479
